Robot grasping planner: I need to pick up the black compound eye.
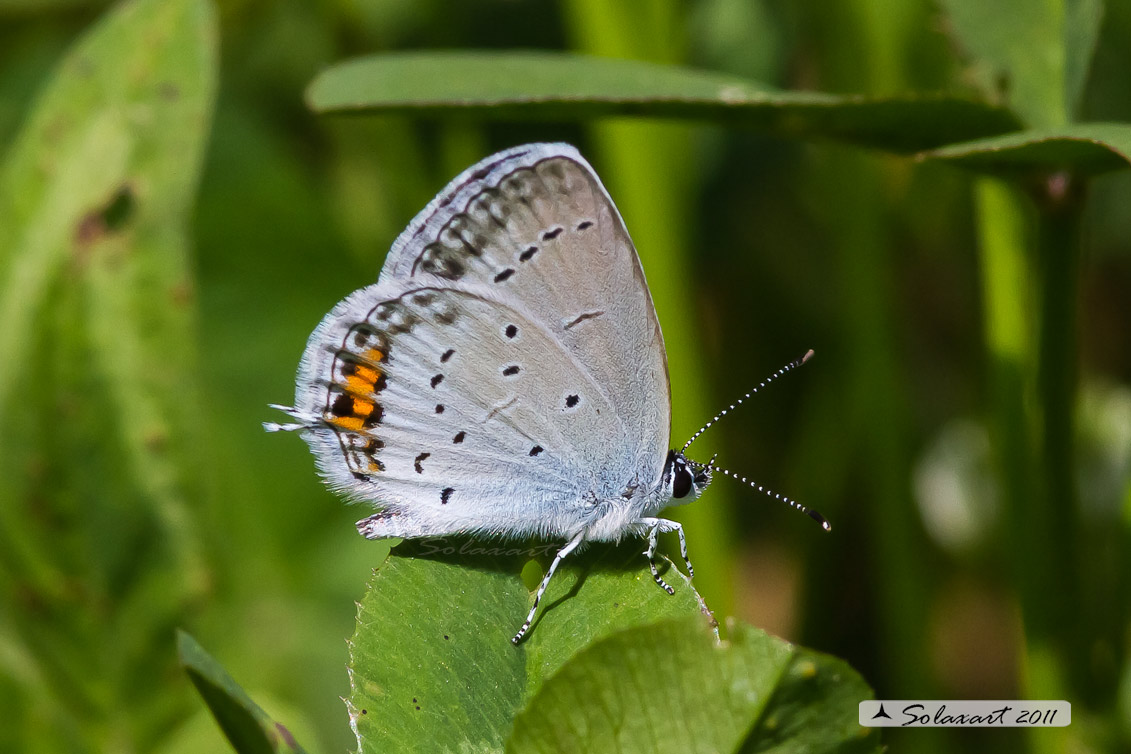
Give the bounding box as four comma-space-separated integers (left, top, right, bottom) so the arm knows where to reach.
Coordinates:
672, 463, 694, 499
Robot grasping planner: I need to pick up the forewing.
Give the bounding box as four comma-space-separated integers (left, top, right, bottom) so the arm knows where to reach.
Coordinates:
292, 284, 633, 538
379, 143, 671, 484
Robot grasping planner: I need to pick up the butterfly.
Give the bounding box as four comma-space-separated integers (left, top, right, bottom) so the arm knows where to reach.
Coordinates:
266, 143, 825, 644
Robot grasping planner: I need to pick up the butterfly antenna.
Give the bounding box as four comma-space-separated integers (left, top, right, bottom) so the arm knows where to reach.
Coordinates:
681, 349, 814, 453
696, 460, 831, 531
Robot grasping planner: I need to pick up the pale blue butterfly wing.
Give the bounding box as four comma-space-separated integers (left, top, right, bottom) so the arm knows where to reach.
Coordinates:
285, 144, 672, 541
379, 143, 671, 480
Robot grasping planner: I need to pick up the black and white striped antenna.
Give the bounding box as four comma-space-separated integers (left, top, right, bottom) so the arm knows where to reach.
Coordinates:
695, 460, 831, 531
683, 349, 829, 531
681, 349, 814, 452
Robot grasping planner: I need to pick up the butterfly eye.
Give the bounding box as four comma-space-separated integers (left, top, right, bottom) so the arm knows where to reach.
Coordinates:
672, 463, 694, 499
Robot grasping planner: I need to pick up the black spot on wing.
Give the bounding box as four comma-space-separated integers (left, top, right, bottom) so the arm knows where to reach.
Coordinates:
435, 404, 445, 414
502, 365, 520, 377
440, 348, 455, 363
441, 487, 454, 504
565, 394, 580, 408
414, 452, 430, 474
577, 220, 594, 230
331, 393, 353, 417
453, 431, 466, 444
431, 374, 444, 388
519, 245, 538, 262
541, 226, 563, 241
505, 324, 518, 338
493, 268, 515, 283
529, 445, 543, 456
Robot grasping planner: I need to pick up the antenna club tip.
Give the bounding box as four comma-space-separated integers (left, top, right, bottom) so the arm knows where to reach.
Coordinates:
801, 349, 815, 364
806, 509, 831, 531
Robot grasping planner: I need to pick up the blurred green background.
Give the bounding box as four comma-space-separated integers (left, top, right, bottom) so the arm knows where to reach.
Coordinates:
2, 0, 1130, 752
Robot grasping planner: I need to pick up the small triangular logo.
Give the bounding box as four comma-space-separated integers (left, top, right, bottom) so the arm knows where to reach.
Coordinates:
871, 703, 892, 720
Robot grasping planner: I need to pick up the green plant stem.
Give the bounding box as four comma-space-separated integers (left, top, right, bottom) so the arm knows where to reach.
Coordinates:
1032, 172, 1085, 680
975, 178, 1035, 616
976, 174, 1085, 754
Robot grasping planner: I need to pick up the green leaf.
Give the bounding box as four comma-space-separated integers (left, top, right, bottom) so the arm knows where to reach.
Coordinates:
937, 0, 1104, 127
506, 617, 881, 754
306, 52, 1021, 152
1065, 0, 1104, 119
177, 631, 310, 754
347, 540, 710, 753
921, 122, 1131, 176
0, 0, 216, 563
0, 0, 217, 750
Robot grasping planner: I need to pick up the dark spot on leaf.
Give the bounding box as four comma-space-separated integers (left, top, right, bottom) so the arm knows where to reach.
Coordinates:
275, 723, 297, 748
75, 184, 135, 246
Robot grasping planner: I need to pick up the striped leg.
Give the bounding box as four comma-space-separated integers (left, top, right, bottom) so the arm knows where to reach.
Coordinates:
512, 532, 585, 645
675, 522, 694, 579
644, 520, 675, 595
642, 518, 693, 591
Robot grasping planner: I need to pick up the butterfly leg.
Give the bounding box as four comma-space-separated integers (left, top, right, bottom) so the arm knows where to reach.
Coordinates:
512, 531, 585, 645
643, 520, 676, 595
642, 517, 694, 591
674, 521, 694, 580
